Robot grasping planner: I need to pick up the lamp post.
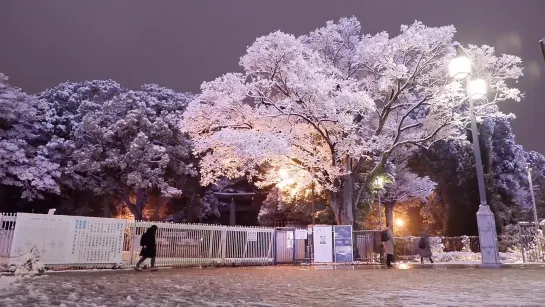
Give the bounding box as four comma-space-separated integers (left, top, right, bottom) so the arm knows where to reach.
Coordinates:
526, 163, 542, 258
311, 181, 316, 225
539, 37, 545, 60
449, 42, 500, 267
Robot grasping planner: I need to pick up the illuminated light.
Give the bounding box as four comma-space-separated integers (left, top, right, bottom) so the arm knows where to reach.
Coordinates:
449, 56, 471, 80
395, 218, 404, 227
278, 168, 289, 179
375, 177, 385, 188
468, 78, 487, 100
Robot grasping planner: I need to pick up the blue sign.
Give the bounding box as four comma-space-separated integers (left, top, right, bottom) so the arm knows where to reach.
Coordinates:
334, 225, 353, 263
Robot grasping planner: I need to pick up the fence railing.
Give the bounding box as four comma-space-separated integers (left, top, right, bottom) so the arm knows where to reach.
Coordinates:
0, 213, 275, 270
390, 235, 543, 263
0, 213, 16, 267
353, 230, 381, 263
124, 221, 275, 268
2, 212, 543, 269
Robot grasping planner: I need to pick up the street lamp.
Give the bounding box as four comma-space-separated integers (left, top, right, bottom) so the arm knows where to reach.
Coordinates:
448, 54, 471, 80
468, 79, 487, 100
526, 163, 542, 258
277, 168, 295, 190
311, 181, 316, 226
448, 42, 500, 267
278, 168, 316, 225
539, 37, 545, 60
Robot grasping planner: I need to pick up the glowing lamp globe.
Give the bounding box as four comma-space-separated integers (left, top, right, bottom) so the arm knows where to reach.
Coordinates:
449, 56, 471, 80
278, 168, 289, 179
468, 78, 487, 100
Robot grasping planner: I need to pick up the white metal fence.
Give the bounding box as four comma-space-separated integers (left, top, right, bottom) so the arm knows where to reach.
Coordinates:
393, 235, 544, 263
0, 213, 16, 267
124, 221, 275, 268
0, 213, 275, 270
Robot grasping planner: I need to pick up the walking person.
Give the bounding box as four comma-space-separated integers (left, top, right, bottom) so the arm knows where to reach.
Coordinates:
135, 225, 158, 271
381, 224, 395, 268
418, 233, 434, 264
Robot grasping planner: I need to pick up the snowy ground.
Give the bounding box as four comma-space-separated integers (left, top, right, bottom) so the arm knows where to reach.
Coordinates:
1, 266, 545, 306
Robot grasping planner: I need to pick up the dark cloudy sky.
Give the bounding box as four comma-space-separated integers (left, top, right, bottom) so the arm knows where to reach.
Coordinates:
1, 0, 544, 152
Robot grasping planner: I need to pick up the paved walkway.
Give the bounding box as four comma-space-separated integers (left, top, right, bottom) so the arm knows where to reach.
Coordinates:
1, 266, 545, 306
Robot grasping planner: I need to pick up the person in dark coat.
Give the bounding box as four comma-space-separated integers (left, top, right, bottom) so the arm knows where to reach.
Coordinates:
417, 233, 434, 264
135, 225, 158, 271
382, 224, 395, 268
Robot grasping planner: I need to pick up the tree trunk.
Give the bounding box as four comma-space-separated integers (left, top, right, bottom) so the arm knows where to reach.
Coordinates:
341, 173, 355, 226
385, 203, 394, 231
102, 202, 110, 218
124, 188, 147, 221
328, 174, 356, 226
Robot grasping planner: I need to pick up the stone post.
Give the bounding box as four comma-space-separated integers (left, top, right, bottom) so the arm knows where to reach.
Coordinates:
476, 205, 500, 267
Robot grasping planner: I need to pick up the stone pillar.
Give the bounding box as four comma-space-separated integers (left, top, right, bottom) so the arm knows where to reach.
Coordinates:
476, 205, 500, 267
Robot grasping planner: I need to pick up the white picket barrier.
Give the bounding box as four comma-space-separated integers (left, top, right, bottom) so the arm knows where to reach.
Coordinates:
0, 213, 17, 267
125, 221, 275, 268
0, 212, 275, 270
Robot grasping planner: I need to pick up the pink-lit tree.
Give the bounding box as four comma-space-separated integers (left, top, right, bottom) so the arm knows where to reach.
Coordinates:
183, 18, 523, 226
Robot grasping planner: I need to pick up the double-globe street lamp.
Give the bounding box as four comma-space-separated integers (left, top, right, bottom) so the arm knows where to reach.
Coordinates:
449, 42, 500, 267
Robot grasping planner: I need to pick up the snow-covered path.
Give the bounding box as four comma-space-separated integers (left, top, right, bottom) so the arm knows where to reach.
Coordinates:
1, 266, 545, 306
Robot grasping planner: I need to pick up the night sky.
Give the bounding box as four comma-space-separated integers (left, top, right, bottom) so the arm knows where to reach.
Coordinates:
1, 0, 544, 153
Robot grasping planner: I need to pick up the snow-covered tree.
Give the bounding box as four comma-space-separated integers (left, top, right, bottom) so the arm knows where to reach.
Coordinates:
480, 117, 529, 231
525, 151, 545, 220
0, 73, 60, 200
258, 186, 334, 226
38, 80, 125, 187
183, 18, 523, 226
381, 151, 436, 229
66, 85, 196, 220
38, 81, 196, 220
37, 80, 126, 216
413, 116, 534, 236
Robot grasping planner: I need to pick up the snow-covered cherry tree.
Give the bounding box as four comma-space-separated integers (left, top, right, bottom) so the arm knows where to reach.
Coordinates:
183, 18, 523, 226
0, 73, 60, 200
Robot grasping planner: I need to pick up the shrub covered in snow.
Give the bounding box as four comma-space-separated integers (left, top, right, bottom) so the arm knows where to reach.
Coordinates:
11, 246, 45, 276
429, 237, 444, 254
461, 236, 471, 252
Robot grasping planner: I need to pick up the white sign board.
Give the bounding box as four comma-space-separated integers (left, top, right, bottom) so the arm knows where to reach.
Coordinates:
312, 225, 333, 263
10, 213, 126, 265
247, 230, 258, 242
295, 229, 308, 240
